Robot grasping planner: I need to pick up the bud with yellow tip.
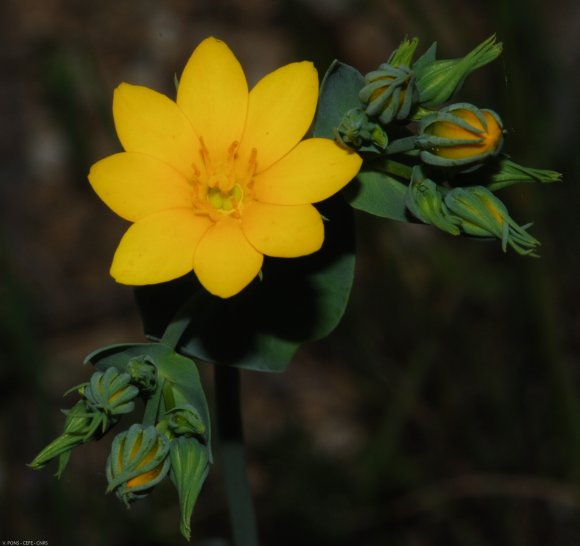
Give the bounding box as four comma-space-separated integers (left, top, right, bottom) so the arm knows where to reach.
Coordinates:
418, 103, 504, 169
106, 424, 171, 506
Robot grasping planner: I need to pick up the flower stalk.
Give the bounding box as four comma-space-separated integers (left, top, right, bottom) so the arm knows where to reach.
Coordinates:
215, 365, 260, 546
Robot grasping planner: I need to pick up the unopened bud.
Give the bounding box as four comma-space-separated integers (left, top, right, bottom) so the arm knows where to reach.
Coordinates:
165, 405, 206, 440
126, 355, 158, 393
170, 437, 210, 541
414, 35, 503, 107
405, 167, 461, 235
360, 64, 418, 124
29, 400, 107, 475
336, 108, 388, 151
444, 186, 540, 256
418, 103, 504, 169
84, 367, 139, 417
106, 424, 171, 506
486, 157, 562, 191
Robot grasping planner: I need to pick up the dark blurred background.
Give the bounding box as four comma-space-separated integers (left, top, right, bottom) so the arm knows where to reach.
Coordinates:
1, 0, 579, 545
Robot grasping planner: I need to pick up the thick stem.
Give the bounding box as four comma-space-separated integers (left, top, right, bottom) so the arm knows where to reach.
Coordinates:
215, 365, 259, 546
374, 158, 414, 180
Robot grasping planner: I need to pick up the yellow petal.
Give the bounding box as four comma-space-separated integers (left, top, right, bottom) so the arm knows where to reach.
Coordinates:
111, 210, 211, 285
88, 152, 193, 222
237, 62, 318, 174
253, 138, 362, 205
242, 202, 323, 258
193, 218, 263, 298
176, 37, 248, 161
113, 83, 199, 179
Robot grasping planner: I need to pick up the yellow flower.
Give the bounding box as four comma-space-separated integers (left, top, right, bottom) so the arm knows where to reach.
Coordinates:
89, 37, 362, 298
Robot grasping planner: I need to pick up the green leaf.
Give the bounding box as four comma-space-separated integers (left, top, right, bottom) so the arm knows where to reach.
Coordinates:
134, 196, 356, 373
312, 60, 366, 139
345, 170, 410, 221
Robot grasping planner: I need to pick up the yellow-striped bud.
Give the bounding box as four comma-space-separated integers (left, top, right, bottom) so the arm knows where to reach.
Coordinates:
418, 103, 503, 169
106, 424, 170, 506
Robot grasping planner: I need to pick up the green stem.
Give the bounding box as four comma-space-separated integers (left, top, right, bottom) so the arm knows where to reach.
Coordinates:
215, 365, 259, 546
143, 378, 165, 427
374, 158, 414, 180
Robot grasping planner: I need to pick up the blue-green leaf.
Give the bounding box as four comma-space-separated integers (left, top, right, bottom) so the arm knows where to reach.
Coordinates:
345, 170, 410, 221
84, 343, 211, 446
312, 60, 366, 139
134, 196, 355, 373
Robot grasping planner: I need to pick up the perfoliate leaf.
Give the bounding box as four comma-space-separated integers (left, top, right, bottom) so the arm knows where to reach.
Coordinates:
345, 171, 410, 221
84, 343, 212, 450
134, 196, 355, 373
312, 60, 366, 139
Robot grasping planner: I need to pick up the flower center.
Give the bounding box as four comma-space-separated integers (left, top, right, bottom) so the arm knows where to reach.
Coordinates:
207, 183, 244, 212
191, 139, 257, 221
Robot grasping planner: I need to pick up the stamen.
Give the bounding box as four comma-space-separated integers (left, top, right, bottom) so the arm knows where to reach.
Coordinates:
198, 137, 212, 171
241, 148, 258, 188
227, 140, 239, 162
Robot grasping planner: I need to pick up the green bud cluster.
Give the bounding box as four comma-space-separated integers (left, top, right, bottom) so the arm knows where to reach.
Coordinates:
336, 108, 388, 151
29, 366, 140, 476
31, 345, 212, 541
406, 167, 540, 256
335, 34, 559, 255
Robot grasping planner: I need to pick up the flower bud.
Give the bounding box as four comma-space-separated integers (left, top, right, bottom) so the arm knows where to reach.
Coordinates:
29, 400, 107, 475
106, 424, 171, 506
165, 405, 206, 439
336, 108, 388, 151
388, 36, 420, 68
414, 35, 503, 107
405, 167, 461, 235
169, 437, 210, 541
444, 186, 540, 255
418, 103, 504, 169
84, 366, 139, 417
486, 157, 562, 191
126, 355, 158, 393
359, 64, 418, 124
